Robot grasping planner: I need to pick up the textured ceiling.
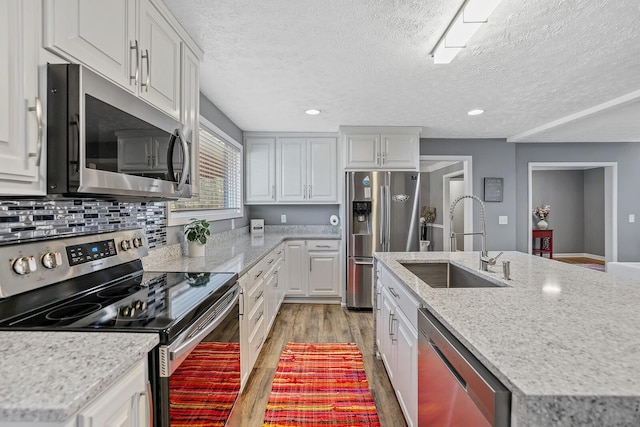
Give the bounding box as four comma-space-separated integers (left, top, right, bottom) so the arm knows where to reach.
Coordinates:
162, 0, 640, 142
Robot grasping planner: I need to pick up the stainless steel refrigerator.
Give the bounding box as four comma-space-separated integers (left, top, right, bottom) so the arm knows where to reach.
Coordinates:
346, 171, 421, 309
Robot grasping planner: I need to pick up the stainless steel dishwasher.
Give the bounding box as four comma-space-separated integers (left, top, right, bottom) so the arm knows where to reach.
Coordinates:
418, 308, 511, 426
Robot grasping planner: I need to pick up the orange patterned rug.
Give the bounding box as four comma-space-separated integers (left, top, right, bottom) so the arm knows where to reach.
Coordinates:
170, 342, 241, 426
263, 342, 381, 426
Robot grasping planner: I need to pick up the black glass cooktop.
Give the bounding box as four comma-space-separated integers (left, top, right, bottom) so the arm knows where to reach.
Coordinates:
0, 263, 237, 342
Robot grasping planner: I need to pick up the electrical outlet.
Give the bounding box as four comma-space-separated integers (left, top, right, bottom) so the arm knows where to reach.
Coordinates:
630, 214, 635, 223
281, 214, 287, 223
499, 216, 508, 225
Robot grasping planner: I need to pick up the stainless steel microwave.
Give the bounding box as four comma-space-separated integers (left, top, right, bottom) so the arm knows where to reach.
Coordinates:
47, 64, 192, 200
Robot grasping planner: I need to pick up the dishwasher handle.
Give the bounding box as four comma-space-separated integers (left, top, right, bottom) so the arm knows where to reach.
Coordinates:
418, 308, 511, 427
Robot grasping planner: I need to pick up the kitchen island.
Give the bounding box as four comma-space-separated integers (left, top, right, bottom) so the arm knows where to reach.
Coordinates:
375, 250, 640, 426
0, 332, 158, 424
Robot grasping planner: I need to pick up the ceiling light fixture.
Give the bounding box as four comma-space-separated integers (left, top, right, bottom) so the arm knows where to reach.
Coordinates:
431, 0, 504, 64
305, 109, 321, 115
467, 109, 484, 116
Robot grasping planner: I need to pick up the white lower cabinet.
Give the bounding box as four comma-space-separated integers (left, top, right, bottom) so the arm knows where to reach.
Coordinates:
285, 240, 341, 299
77, 359, 149, 427
376, 263, 418, 427
239, 244, 286, 389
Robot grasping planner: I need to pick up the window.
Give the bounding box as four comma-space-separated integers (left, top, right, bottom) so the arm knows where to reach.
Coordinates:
168, 117, 243, 225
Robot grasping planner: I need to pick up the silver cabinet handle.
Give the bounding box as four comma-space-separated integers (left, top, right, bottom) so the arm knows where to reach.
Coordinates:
381, 151, 386, 165
130, 40, 139, 85
376, 290, 381, 311
389, 312, 394, 337
139, 382, 153, 427
272, 184, 276, 199
141, 49, 150, 91
268, 258, 275, 265
315, 245, 331, 249
388, 287, 399, 298
376, 151, 381, 165
27, 97, 42, 166
254, 270, 263, 279
255, 290, 264, 301
391, 315, 398, 342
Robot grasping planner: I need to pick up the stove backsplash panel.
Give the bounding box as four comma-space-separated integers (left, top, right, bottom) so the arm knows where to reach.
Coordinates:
0, 200, 166, 248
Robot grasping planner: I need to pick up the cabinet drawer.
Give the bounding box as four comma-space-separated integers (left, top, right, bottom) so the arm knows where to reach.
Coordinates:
248, 296, 265, 337
381, 267, 419, 329
245, 276, 265, 316
247, 314, 266, 366
306, 240, 340, 250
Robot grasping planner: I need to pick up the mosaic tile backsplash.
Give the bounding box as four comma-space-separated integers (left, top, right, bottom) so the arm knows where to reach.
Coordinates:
0, 199, 167, 248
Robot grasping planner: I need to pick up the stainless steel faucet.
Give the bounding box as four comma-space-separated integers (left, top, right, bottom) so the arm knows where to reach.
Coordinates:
449, 194, 503, 271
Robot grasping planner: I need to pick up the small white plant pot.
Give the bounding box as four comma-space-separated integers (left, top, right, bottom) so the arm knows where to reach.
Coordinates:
187, 241, 206, 257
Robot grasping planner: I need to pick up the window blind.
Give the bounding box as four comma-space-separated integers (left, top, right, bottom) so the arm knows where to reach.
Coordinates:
171, 126, 242, 212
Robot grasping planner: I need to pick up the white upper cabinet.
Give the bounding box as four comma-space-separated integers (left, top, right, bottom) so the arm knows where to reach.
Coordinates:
0, 0, 46, 196
138, 0, 181, 118
181, 45, 200, 196
44, 0, 198, 121
341, 127, 421, 171
44, 0, 136, 91
277, 137, 337, 203
245, 137, 277, 203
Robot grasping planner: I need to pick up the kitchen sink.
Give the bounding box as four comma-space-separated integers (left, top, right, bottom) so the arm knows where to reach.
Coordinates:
399, 262, 507, 288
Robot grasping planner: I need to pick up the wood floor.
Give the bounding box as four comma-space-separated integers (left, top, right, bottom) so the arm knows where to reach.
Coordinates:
239, 303, 407, 427
556, 257, 605, 265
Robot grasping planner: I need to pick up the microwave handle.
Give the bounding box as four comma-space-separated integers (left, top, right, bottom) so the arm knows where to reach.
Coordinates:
167, 128, 190, 192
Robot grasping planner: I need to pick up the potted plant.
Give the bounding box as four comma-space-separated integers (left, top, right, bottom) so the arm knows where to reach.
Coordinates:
184, 218, 211, 257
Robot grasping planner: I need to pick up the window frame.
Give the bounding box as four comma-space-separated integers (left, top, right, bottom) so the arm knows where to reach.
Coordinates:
167, 116, 244, 226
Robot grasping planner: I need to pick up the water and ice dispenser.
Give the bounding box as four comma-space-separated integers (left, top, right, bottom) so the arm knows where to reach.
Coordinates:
351, 201, 371, 235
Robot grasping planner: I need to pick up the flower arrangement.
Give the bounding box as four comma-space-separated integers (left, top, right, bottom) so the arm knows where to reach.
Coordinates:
420, 206, 436, 223
533, 205, 551, 220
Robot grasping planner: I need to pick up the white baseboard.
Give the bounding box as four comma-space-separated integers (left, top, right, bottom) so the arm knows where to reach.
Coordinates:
283, 297, 342, 304
554, 253, 605, 261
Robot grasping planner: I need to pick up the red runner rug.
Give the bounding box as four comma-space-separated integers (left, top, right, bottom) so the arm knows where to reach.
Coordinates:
263, 342, 381, 426
170, 342, 240, 427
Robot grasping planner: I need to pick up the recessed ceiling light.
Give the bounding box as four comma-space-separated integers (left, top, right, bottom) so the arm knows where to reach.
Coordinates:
467, 109, 484, 116
305, 109, 321, 115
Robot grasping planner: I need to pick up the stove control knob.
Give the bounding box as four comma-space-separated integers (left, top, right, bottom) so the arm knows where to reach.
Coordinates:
12, 256, 37, 275
120, 240, 131, 251
132, 237, 144, 248
41, 252, 62, 269
120, 306, 132, 317
133, 300, 146, 311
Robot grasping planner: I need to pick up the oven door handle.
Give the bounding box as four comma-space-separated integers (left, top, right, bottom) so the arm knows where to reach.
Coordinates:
169, 288, 239, 364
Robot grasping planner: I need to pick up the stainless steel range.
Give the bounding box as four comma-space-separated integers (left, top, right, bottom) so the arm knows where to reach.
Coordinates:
0, 230, 240, 426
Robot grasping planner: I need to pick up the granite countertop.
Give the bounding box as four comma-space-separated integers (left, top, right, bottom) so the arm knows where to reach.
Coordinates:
375, 251, 640, 425
0, 332, 158, 423
143, 226, 341, 275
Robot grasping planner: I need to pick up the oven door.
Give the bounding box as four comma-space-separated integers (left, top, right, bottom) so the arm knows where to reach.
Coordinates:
154, 284, 241, 426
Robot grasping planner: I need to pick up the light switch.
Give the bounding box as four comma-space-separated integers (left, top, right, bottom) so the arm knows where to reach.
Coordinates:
281, 214, 287, 223
630, 214, 635, 223
499, 216, 508, 225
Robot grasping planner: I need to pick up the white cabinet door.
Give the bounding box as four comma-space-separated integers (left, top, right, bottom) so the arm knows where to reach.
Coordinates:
182, 45, 200, 196
0, 0, 45, 196
381, 133, 418, 169
138, 0, 181, 119
394, 309, 418, 427
307, 138, 337, 202
77, 359, 149, 427
344, 133, 380, 168
245, 137, 276, 203
44, 0, 137, 91
284, 240, 307, 296
277, 138, 306, 202
308, 250, 340, 297
379, 286, 395, 382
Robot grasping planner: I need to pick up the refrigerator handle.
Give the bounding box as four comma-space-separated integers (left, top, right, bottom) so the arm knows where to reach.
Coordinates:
379, 185, 385, 248
386, 184, 391, 252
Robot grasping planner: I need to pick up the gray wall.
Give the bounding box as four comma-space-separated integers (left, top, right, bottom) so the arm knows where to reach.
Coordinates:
420, 139, 517, 251
515, 142, 640, 261
584, 168, 605, 256
200, 94, 243, 144
248, 205, 340, 225
532, 170, 585, 253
